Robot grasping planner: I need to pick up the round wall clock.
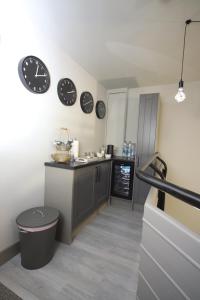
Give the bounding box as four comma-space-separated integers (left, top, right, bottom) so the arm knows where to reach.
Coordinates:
80, 91, 94, 114
57, 78, 77, 106
18, 55, 50, 93
96, 100, 106, 119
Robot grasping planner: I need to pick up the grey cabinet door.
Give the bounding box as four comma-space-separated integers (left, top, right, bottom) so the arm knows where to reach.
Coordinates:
133, 93, 159, 205
94, 162, 110, 208
73, 166, 95, 228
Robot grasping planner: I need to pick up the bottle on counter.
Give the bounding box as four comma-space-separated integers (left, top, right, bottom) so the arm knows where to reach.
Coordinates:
127, 141, 132, 158
101, 145, 106, 157
71, 138, 79, 159
130, 142, 136, 158
122, 141, 128, 157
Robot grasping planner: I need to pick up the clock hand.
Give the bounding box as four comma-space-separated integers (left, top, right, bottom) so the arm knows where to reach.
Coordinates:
35, 65, 39, 77
84, 100, 93, 106
67, 90, 75, 93
36, 74, 47, 77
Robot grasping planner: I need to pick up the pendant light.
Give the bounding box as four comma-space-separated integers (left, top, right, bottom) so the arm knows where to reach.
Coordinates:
175, 19, 200, 103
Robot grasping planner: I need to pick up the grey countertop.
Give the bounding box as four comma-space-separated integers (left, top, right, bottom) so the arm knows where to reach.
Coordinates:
45, 156, 135, 170
45, 158, 112, 170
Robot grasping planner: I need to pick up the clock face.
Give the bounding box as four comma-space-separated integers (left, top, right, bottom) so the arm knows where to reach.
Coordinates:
80, 92, 94, 114
57, 78, 77, 106
18, 56, 50, 93
96, 100, 106, 119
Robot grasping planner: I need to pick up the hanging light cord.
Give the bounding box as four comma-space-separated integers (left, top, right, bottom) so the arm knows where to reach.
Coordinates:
180, 21, 189, 81
175, 19, 200, 102
180, 19, 200, 82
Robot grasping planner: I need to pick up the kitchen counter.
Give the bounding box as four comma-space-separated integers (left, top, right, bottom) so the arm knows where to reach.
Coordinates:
45, 158, 112, 170
45, 156, 135, 170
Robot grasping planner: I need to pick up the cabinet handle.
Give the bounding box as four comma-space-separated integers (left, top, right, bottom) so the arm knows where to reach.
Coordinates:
19, 228, 29, 234
98, 166, 101, 182
95, 167, 99, 182
137, 156, 140, 167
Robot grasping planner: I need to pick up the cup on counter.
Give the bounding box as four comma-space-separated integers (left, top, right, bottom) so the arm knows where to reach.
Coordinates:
97, 152, 103, 158
105, 154, 111, 159
106, 145, 114, 157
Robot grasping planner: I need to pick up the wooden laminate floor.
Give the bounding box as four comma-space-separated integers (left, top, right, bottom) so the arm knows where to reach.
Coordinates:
0, 199, 143, 300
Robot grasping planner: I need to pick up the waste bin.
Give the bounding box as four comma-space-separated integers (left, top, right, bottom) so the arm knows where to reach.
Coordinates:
16, 206, 59, 270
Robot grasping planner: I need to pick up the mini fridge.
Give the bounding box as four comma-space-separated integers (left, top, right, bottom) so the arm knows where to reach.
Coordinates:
111, 158, 134, 200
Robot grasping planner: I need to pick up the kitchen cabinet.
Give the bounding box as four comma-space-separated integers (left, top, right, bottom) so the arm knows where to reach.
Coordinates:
44, 159, 112, 244
94, 162, 110, 208
72, 166, 95, 229
73, 162, 110, 228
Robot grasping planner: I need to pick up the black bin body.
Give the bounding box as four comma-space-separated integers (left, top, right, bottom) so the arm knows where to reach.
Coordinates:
16, 207, 59, 270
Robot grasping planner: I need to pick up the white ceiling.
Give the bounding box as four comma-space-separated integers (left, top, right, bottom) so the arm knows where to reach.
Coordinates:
26, 0, 200, 89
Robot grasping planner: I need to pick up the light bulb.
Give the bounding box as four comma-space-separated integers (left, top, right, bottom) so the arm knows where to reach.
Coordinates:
175, 80, 186, 103
175, 87, 186, 103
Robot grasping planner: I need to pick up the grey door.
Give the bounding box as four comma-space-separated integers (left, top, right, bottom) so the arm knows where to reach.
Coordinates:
73, 166, 95, 228
133, 93, 159, 206
95, 162, 110, 208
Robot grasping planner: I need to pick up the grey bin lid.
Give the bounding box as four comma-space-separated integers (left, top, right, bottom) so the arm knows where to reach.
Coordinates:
16, 207, 59, 228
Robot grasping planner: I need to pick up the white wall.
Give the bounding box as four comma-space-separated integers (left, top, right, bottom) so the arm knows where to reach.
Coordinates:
0, 2, 106, 252
165, 195, 200, 234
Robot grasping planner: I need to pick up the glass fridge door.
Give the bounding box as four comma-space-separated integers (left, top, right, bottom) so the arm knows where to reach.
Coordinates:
111, 161, 134, 200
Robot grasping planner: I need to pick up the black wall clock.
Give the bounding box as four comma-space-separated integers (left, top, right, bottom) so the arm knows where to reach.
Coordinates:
57, 78, 77, 106
80, 92, 94, 114
18, 55, 50, 93
96, 100, 106, 119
